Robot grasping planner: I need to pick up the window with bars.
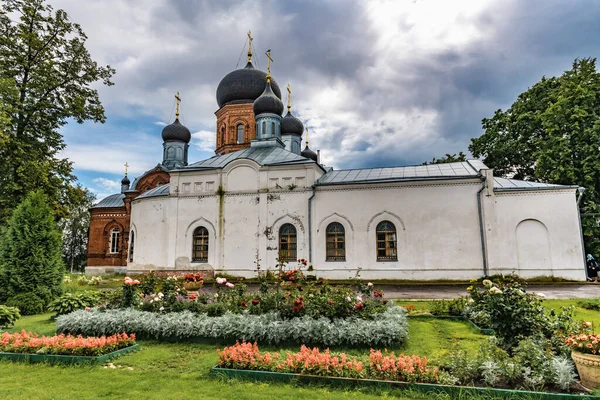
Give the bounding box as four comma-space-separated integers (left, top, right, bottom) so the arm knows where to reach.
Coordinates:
236, 124, 244, 144
192, 227, 209, 262
129, 231, 135, 262
326, 222, 345, 261
109, 228, 120, 254
279, 224, 297, 262
376, 220, 397, 261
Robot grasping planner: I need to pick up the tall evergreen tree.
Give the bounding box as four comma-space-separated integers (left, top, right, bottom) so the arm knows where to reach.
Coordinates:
0, 0, 115, 221
0, 190, 64, 304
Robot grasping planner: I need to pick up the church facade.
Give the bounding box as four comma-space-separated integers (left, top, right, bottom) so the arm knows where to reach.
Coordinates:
86, 41, 587, 281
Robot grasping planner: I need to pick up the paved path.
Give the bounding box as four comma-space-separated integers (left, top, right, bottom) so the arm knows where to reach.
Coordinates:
378, 284, 600, 300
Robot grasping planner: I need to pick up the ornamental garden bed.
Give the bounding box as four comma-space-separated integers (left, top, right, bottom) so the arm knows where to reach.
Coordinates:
56, 306, 408, 347
211, 367, 600, 400
212, 342, 599, 399
0, 330, 139, 365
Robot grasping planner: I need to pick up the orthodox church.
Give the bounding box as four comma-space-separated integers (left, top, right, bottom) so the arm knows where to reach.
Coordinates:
86, 34, 586, 281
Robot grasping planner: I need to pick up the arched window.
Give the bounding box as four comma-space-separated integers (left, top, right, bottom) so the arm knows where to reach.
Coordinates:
262, 121, 266, 137
109, 228, 120, 254
220, 125, 225, 145
236, 124, 244, 144
129, 231, 135, 262
326, 222, 345, 261
271, 122, 275, 136
279, 224, 297, 262
192, 227, 209, 262
376, 221, 397, 261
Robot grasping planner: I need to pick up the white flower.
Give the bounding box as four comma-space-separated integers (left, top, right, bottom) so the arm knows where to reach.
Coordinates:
482, 279, 493, 288
159, 307, 165, 311
214, 293, 219, 298
345, 296, 352, 302
367, 282, 373, 287
154, 297, 160, 302
158, 292, 164, 298
489, 287, 503, 295
176, 288, 180, 292
216, 277, 225, 285
149, 300, 153, 304
356, 295, 363, 302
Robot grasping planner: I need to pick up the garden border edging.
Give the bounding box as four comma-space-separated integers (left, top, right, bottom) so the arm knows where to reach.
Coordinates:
211, 366, 600, 400
0, 344, 140, 365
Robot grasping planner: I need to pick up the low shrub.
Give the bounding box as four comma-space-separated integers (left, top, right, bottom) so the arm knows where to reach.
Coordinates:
443, 337, 577, 392
216, 342, 440, 384
5, 293, 45, 315
464, 276, 576, 353
48, 292, 100, 316
430, 297, 469, 316
577, 298, 600, 311
0, 330, 136, 356
0, 305, 21, 328
56, 305, 408, 347
77, 275, 102, 286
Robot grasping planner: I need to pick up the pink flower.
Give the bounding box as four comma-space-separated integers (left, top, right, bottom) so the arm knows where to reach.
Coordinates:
226, 282, 234, 288
216, 277, 226, 285
84, 307, 90, 311
132, 280, 141, 285
159, 307, 165, 311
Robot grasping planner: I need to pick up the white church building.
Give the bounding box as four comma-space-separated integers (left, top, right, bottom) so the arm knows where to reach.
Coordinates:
89, 43, 587, 281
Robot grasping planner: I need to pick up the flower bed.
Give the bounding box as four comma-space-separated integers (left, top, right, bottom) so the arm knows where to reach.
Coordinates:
0, 330, 139, 365
56, 306, 408, 347
217, 342, 439, 383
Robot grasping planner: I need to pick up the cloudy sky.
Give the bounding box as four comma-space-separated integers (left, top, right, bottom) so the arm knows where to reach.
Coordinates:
51, 0, 600, 200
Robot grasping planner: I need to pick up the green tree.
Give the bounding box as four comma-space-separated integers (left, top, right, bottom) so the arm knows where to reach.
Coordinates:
469, 58, 600, 254
0, 190, 64, 305
422, 151, 467, 165
0, 0, 115, 222
60, 186, 95, 272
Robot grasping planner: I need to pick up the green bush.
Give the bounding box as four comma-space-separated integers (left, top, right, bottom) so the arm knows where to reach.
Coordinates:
0, 305, 21, 328
430, 297, 469, 316
0, 190, 64, 306
56, 306, 409, 347
577, 298, 600, 310
48, 291, 100, 316
6, 293, 45, 315
464, 276, 576, 353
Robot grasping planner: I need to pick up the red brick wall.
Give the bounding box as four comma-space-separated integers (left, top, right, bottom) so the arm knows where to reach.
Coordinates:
215, 103, 256, 155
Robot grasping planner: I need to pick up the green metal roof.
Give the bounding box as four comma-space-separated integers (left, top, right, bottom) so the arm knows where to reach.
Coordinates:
136, 184, 170, 200
493, 177, 577, 191
179, 146, 315, 171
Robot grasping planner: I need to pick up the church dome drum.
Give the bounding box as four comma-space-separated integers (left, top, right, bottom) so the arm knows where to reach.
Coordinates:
161, 119, 191, 143
281, 111, 304, 136
216, 62, 282, 108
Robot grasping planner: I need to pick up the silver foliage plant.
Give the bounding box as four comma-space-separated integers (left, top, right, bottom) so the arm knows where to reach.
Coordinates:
56, 305, 409, 347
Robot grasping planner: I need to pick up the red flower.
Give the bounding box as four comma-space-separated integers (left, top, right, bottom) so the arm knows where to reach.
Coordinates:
241, 301, 248, 307
252, 299, 260, 305
328, 299, 333, 305
188, 294, 197, 300
373, 290, 383, 298
354, 302, 365, 310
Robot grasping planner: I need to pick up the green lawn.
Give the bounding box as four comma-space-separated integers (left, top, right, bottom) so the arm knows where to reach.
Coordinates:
0, 311, 491, 400
2, 298, 597, 399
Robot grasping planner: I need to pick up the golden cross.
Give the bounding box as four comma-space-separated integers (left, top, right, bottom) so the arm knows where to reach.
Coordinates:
175, 92, 181, 119
286, 83, 291, 111
265, 49, 273, 81
124, 162, 129, 176
247, 30, 253, 62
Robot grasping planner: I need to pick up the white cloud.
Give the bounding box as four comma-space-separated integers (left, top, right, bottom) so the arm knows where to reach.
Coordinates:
92, 177, 121, 191
191, 130, 217, 153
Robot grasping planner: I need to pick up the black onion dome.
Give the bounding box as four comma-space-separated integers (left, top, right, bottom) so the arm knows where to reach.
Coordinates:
161, 118, 191, 143
253, 81, 284, 116
281, 111, 304, 136
121, 175, 130, 185
301, 145, 318, 162
216, 61, 282, 108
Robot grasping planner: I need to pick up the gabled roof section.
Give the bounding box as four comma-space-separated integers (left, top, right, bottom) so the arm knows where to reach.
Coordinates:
493, 177, 577, 191
316, 161, 486, 186
136, 184, 170, 200
131, 164, 170, 190
92, 193, 125, 209
180, 146, 316, 171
